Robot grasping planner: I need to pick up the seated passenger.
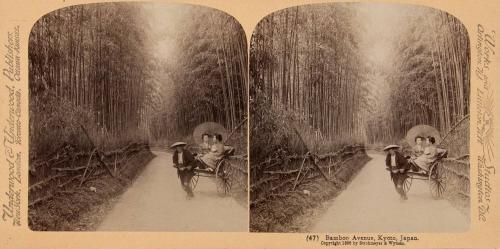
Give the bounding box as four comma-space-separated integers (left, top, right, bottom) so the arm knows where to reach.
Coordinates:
198, 133, 225, 170
412, 136, 425, 157
412, 136, 438, 172
408, 136, 425, 172
199, 133, 212, 155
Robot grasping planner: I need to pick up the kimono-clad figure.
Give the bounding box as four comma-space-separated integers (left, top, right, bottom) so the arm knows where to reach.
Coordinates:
412, 136, 425, 157
413, 136, 438, 172
199, 133, 212, 155
198, 134, 225, 170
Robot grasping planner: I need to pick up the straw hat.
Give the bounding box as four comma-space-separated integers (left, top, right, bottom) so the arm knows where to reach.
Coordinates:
170, 142, 187, 149
383, 145, 401, 151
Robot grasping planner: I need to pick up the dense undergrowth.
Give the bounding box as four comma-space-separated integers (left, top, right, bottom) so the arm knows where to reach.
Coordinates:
250, 90, 361, 163
30, 94, 149, 162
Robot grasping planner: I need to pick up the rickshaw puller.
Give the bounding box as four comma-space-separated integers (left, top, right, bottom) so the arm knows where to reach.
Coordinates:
384, 145, 410, 200
171, 142, 195, 198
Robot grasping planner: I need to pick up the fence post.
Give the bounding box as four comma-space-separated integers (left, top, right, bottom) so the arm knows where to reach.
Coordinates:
328, 157, 332, 176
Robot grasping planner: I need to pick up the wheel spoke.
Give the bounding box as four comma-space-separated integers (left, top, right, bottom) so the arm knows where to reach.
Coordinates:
438, 183, 445, 196
430, 182, 437, 193
430, 181, 439, 198
215, 161, 232, 196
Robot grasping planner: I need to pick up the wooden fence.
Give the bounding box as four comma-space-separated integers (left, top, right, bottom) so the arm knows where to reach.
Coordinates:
438, 115, 470, 213
29, 143, 152, 207
250, 145, 366, 206
227, 155, 248, 195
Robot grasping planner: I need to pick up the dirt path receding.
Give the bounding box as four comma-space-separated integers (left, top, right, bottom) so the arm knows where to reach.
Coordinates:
97, 151, 247, 231
311, 152, 469, 232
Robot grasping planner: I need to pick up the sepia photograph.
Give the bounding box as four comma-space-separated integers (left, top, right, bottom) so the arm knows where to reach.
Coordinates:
28, 2, 248, 231
250, 3, 470, 233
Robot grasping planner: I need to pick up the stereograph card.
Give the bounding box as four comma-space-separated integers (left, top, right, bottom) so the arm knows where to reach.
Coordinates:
0, 0, 498, 248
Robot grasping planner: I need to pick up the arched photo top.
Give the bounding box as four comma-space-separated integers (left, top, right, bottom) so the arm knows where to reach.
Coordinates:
30, 2, 243, 42
29, 2, 247, 54
250, 2, 469, 42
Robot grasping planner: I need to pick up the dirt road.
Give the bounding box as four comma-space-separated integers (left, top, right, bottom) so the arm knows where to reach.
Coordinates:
311, 152, 469, 232
97, 151, 247, 231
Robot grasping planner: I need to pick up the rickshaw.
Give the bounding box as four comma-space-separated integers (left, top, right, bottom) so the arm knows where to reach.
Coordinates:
401, 149, 448, 199
186, 122, 236, 196
400, 125, 448, 199
189, 146, 235, 195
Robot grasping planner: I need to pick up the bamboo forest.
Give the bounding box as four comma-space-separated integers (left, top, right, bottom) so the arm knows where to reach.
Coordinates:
249, 3, 470, 232
28, 3, 248, 231
250, 3, 470, 155
29, 3, 247, 158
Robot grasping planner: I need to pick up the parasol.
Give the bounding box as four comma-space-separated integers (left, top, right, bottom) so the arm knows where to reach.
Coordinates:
192, 122, 228, 145
405, 124, 441, 147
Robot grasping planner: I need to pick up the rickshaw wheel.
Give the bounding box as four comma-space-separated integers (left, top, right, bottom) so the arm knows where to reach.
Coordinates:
429, 163, 446, 199
190, 173, 199, 191
215, 160, 232, 196
402, 174, 412, 194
